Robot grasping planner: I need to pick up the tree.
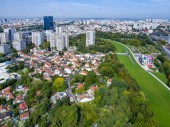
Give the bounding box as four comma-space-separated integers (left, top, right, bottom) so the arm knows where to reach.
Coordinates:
84, 71, 96, 89
75, 74, 85, 83
53, 78, 66, 92
51, 104, 78, 127
99, 67, 114, 77
41, 41, 50, 49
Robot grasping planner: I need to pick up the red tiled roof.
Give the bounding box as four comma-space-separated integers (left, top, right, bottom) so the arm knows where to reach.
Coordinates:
19, 102, 28, 110
77, 83, 84, 90
20, 112, 29, 120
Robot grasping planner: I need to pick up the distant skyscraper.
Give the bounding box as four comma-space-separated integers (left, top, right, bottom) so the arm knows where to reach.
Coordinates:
86, 31, 95, 46
32, 32, 44, 47
43, 16, 54, 31
168, 34, 170, 45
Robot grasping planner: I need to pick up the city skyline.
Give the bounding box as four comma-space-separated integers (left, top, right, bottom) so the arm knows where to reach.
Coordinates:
0, 0, 170, 19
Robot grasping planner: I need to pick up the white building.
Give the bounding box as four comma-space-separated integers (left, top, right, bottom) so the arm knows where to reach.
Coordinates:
45, 30, 53, 42
32, 32, 44, 47
168, 34, 170, 45
14, 32, 23, 41
50, 33, 69, 51
0, 33, 9, 43
0, 44, 11, 54
4, 28, 16, 42
50, 33, 56, 49
56, 34, 65, 51
56, 26, 63, 34
86, 31, 95, 46
13, 40, 26, 51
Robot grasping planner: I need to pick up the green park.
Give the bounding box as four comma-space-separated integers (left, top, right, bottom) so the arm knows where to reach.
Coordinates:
111, 40, 170, 127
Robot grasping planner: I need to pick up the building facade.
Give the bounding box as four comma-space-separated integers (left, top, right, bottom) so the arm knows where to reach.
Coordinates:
14, 32, 23, 41
45, 30, 53, 42
32, 32, 44, 47
0, 33, 9, 43
13, 40, 26, 51
0, 44, 11, 54
43, 16, 54, 31
86, 31, 95, 46
50, 33, 69, 51
4, 28, 16, 42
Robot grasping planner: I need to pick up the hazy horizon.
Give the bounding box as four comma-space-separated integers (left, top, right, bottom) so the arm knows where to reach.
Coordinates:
0, 0, 170, 19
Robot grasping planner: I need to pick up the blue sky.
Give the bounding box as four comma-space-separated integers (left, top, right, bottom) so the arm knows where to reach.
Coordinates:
0, 0, 170, 18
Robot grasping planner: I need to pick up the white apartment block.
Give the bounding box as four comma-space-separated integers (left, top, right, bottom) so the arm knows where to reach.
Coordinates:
4, 28, 16, 42
0, 44, 11, 54
13, 40, 26, 51
0, 33, 9, 43
50, 33, 69, 51
50, 33, 56, 49
14, 32, 23, 41
32, 32, 44, 47
86, 31, 95, 46
45, 30, 53, 42
56, 27, 64, 34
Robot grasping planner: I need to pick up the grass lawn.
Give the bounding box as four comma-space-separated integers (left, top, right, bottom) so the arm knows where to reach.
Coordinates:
151, 72, 168, 84
111, 40, 170, 127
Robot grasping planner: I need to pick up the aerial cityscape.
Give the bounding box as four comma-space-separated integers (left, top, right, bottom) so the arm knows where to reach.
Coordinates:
0, 0, 170, 127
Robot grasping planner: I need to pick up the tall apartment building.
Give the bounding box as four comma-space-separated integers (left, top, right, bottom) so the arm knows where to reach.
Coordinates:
56, 27, 63, 34
86, 31, 95, 46
13, 32, 26, 51
50, 33, 69, 51
43, 16, 54, 31
50, 33, 56, 49
14, 32, 23, 41
13, 40, 26, 51
4, 28, 16, 42
32, 32, 44, 47
0, 44, 11, 54
0, 33, 9, 43
45, 30, 53, 42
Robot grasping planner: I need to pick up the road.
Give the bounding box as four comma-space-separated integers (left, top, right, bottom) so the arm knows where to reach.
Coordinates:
65, 65, 85, 103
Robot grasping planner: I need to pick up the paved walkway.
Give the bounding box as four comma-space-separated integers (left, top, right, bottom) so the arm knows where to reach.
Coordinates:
114, 41, 170, 91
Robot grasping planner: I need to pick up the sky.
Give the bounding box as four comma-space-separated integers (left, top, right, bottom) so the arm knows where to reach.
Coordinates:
0, 0, 170, 18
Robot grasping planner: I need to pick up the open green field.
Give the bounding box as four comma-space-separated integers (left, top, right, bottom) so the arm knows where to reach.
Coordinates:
151, 72, 168, 84
110, 40, 170, 127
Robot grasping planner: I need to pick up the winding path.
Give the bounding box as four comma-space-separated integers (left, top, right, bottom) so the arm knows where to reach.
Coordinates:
114, 41, 170, 91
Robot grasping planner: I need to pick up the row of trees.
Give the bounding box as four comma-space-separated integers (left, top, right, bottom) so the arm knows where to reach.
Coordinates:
69, 34, 116, 53
155, 54, 170, 87
96, 31, 153, 46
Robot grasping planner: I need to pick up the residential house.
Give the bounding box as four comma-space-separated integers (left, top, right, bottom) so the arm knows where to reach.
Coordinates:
0, 105, 6, 113
20, 112, 29, 121
50, 92, 67, 104
3, 112, 10, 120
19, 102, 28, 113
139, 55, 154, 69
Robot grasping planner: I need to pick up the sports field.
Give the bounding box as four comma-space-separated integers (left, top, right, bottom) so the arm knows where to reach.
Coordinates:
111, 40, 170, 127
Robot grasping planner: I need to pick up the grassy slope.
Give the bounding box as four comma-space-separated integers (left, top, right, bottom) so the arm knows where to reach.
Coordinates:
111, 40, 170, 127
151, 72, 168, 84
